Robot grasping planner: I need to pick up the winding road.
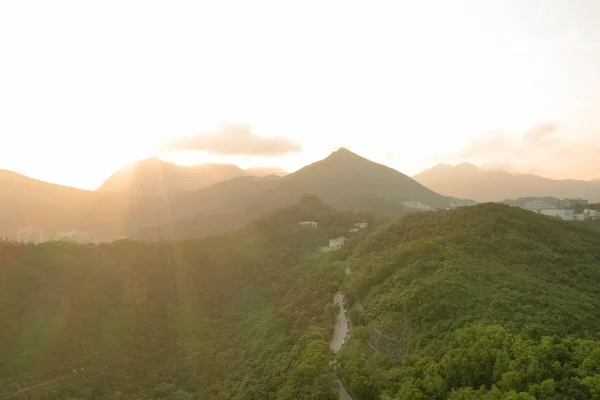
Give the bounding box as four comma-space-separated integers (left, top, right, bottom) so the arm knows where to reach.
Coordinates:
330, 291, 353, 400
329, 292, 349, 353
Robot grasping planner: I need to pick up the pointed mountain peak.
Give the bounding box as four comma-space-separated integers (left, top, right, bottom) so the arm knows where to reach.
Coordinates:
455, 162, 479, 171
325, 147, 365, 161
430, 162, 452, 170
334, 147, 355, 154
134, 156, 171, 167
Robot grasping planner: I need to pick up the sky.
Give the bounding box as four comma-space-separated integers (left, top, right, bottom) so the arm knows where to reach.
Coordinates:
1, 0, 600, 189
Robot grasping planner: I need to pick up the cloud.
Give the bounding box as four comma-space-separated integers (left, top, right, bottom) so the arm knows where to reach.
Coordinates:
520, 122, 560, 149
458, 130, 515, 159
162, 123, 302, 157
458, 122, 560, 161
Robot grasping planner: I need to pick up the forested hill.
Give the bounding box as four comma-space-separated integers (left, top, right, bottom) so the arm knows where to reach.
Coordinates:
0, 196, 362, 399
341, 203, 600, 399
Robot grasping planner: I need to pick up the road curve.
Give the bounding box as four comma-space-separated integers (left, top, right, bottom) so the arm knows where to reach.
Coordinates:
329, 292, 349, 353
329, 291, 354, 399
335, 380, 353, 400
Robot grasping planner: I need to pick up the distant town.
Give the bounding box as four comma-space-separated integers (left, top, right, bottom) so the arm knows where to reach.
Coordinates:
520, 198, 599, 221
12, 197, 598, 245
14, 227, 109, 245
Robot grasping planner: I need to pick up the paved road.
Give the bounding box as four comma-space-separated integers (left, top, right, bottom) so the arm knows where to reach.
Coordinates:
335, 380, 353, 400
329, 292, 349, 353
329, 291, 355, 399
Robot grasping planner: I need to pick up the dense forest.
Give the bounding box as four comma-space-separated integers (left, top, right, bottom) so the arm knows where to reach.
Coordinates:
5, 199, 600, 399
0, 195, 368, 399
340, 203, 600, 399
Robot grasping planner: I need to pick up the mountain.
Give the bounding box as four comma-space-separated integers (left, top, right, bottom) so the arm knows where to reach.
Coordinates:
414, 162, 600, 202
98, 158, 288, 195
245, 167, 288, 177
340, 203, 600, 398
98, 157, 249, 194
0, 170, 129, 240
135, 148, 457, 239
260, 148, 452, 209
3, 148, 457, 241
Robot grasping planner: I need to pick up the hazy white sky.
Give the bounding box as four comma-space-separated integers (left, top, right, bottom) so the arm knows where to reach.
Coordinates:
1, 0, 600, 189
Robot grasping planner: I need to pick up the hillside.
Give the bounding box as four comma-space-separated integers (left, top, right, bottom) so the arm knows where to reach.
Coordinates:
339, 203, 600, 399
97, 157, 250, 194
245, 167, 288, 177
414, 163, 600, 202
0, 170, 130, 240
0, 161, 281, 240
0, 197, 358, 399
98, 158, 288, 195
258, 148, 453, 210
3, 149, 455, 241
137, 148, 456, 239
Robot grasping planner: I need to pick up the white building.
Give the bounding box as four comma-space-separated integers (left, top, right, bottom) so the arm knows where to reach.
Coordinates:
299, 221, 319, 228
56, 230, 99, 244
573, 213, 586, 221
16, 227, 44, 244
355, 222, 368, 229
329, 237, 346, 249
402, 201, 433, 211
523, 200, 555, 211
539, 209, 575, 221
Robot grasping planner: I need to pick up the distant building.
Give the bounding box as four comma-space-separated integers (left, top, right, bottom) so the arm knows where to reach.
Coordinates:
573, 213, 586, 221
16, 227, 44, 244
522, 200, 554, 211
355, 222, 368, 229
299, 221, 319, 228
329, 237, 346, 249
558, 198, 589, 208
402, 201, 433, 211
349, 228, 360, 233
540, 209, 575, 221
55, 230, 99, 244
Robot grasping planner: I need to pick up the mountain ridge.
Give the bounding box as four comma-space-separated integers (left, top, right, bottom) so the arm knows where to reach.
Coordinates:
415, 162, 600, 202
1, 148, 460, 240
97, 157, 287, 194
135, 147, 459, 239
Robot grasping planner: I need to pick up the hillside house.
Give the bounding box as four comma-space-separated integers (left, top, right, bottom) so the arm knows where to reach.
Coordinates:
573, 213, 586, 221
355, 222, 368, 229
329, 237, 346, 249
402, 201, 433, 211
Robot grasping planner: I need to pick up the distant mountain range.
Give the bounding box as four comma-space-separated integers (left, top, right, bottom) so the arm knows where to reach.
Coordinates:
1, 148, 463, 241
414, 163, 600, 203
98, 157, 287, 194
134, 148, 468, 240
